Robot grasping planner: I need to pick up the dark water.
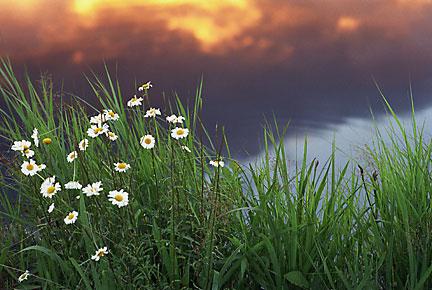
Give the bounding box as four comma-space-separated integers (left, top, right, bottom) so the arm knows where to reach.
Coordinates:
3, 61, 431, 159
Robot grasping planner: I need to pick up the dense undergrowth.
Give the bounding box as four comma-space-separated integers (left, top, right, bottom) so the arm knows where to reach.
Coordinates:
1, 59, 432, 289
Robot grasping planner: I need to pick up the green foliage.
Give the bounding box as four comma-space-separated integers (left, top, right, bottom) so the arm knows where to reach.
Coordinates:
1, 59, 432, 289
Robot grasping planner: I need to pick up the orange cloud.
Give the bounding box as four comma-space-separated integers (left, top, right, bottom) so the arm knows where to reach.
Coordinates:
337, 17, 360, 32
1, 0, 432, 68
71, 0, 261, 51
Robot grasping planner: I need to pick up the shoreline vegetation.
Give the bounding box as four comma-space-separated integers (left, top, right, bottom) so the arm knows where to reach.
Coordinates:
1, 59, 432, 289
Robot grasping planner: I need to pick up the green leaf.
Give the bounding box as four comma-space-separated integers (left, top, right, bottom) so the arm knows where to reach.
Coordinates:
69, 257, 93, 290
284, 271, 309, 289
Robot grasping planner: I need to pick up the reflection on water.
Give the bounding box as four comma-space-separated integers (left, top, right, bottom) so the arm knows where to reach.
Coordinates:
246, 103, 432, 169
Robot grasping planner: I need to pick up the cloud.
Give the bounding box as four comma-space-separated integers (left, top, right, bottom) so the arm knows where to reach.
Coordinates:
1, 0, 432, 157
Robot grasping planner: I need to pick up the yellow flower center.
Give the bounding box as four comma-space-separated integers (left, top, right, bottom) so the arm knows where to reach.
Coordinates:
68, 213, 75, 220
114, 194, 123, 202
47, 186, 56, 194
24, 148, 30, 154
94, 127, 103, 134
23, 145, 29, 150
144, 138, 152, 144
26, 163, 34, 170
97, 251, 105, 257
108, 111, 115, 117
118, 163, 127, 169
109, 132, 114, 137
42, 138, 52, 144
176, 129, 184, 136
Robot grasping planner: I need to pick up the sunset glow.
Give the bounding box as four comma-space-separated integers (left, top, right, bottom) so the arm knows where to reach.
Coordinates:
337, 17, 360, 32
1, 0, 431, 62
71, 0, 261, 50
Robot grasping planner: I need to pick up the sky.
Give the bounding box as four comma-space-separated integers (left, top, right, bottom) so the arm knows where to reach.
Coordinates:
1, 0, 432, 158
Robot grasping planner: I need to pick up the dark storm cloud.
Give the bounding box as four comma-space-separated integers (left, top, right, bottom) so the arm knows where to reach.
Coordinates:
1, 0, 432, 156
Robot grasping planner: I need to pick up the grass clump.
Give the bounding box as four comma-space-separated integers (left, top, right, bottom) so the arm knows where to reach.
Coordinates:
1, 59, 432, 289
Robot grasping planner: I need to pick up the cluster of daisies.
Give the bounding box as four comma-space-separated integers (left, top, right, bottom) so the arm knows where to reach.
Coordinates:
12, 81, 227, 282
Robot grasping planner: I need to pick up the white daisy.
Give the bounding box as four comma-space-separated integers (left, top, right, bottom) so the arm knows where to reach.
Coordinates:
90, 113, 105, 125
106, 131, 118, 141
79, 139, 89, 151
170, 127, 189, 140
177, 116, 185, 123
31, 128, 39, 147
140, 135, 155, 149
40, 176, 61, 198
21, 159, 45, 176
11, 140, 31, 152
144, 107, 161, 118
103, 109, 119, 121
48, 203, 55, 213
87, 123, 109, 138
18, 270, 30, 283
64, 211, 78, 224
65, 181, 83, 190
127, 95, 143, 107
108, 189, 129, 207
67, 151, 78, 162
82, 181, 103, 197
23, 148, 34, 158
114, 162, 130, 172
138, 81, 152, 91
166, 114, 185, 124
12, 140, 34, 158
209, 160, 225, 168
181, 145, 192, 153
91, 246, 109, 261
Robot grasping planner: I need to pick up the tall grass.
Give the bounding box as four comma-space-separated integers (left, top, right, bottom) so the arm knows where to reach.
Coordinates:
1, 59, 432, 289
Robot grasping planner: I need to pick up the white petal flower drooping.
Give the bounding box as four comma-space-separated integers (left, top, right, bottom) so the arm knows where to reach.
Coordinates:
67, 151, 78, 163
31, 128, 39, 147
209, 160, 225, 168
65, 181, 83, 190
138, 81, 152, 91
79, 139, 89, 151
127, 95, 143, 107
18, 270, 30, 283
91, 246, 109, 261
82, 181, 103, 197
166, 114, 185, 124
144, 108, 161, 118
103, 109, 119, 121
12, 140, 34, 158
64, 211, 78, 224
106, 131, 118, 141
48, 203, 55, 213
